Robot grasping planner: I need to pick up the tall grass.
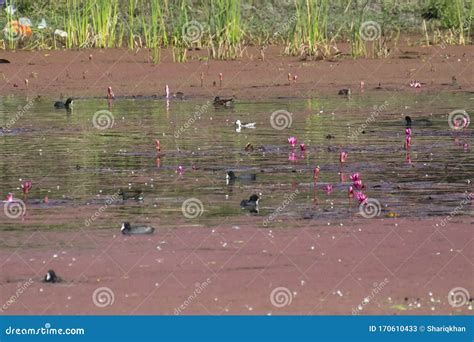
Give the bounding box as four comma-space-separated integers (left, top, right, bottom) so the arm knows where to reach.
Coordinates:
90, 0, 119, 48
65, 0, 91, 48
284, 0, 329, 57
170, 0, 190, 62
208, 0, 243, 59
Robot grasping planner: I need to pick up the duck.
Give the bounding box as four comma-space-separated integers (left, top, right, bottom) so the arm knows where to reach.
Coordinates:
121, 222, 155, 235
226, 171, 257, 185
405, 115, 432, 128
54, 97, 74, 109
44, 270, 61, 283
338, 88, 351, 96
240, 194, 260, 213
213, 96, 234, 106
118, 189, 144, 201
235, 120, 256, 129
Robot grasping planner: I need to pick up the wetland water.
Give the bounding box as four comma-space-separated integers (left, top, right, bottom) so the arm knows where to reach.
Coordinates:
0, 92, 472, 231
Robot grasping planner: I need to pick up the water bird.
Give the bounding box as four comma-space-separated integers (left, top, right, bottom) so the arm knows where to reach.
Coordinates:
119, 189, 143, 201
226, 171, 257, 185
121, 222, 155, 235
235, 120, 256, 129
0, 58, 10, 63
213, 96, 234, 106
405, 116, 432, 127
240, 194, 260, 213
54, 97, 73, 109
338, 88, 351, 96
44, 270, 61, 283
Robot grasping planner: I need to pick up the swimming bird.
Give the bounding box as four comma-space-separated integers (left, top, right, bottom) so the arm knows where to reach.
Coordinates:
54, 97, 73, 109
213, 96, 234, 106
240, 194, 260, 213
405, 116, 432, 127
226, 171, 257, 185
44, 270, 61, 283
338, 88, 351, 96
121, 222, 155, 235
235, 120, 256, 129
119, 189, 143, 201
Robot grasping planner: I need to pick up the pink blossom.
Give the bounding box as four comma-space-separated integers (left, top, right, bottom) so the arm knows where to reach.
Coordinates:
340, 151, 348, 163
324, 184, 333, 195
176, 166, 184, 175
21, 180, 32, 195
288, 137, 297, 147
355, 192, 368, 204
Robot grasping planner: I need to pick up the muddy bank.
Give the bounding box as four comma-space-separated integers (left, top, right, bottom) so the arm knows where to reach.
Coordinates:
0, 217, 472, 315
0, 44, 472, 101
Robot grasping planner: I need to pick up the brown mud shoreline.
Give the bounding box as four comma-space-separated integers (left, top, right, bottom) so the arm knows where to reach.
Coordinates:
0, 43, 473, 315
0, 44, 473, 100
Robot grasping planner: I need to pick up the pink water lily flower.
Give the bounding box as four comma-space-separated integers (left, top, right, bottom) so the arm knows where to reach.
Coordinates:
6, 193, 13, 202
355, 192, 368, 204
350, 173, 361, 182
405, 136, 411, 150
300, 143, 306, 151
353, 180, 363, 190
313, 166, 320, 182
340, 151, 348, 163
405, 128, 412, 136
324, 184, 333, 195
288, 152, 297, 162
21, 180, 32, 195
176, 166, 184, 175
288, 137, 297, 147
155, 139, 161, 152
348, 186, 354, 199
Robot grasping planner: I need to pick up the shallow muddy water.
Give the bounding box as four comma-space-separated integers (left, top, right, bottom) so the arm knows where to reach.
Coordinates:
0, 92, 472, 231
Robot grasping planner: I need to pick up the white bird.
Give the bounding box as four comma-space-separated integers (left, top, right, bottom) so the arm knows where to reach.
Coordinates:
235, 120, 256, 129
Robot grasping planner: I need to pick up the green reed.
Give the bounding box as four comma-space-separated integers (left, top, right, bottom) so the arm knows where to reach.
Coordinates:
285, 0, 329, 57
208, 0, 243, 59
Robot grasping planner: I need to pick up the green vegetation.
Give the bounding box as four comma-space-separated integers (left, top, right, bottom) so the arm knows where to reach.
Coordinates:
0, 0, 472, 60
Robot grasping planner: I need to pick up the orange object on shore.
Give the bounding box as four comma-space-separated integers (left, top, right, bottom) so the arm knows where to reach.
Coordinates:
5, 21, 32, 38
